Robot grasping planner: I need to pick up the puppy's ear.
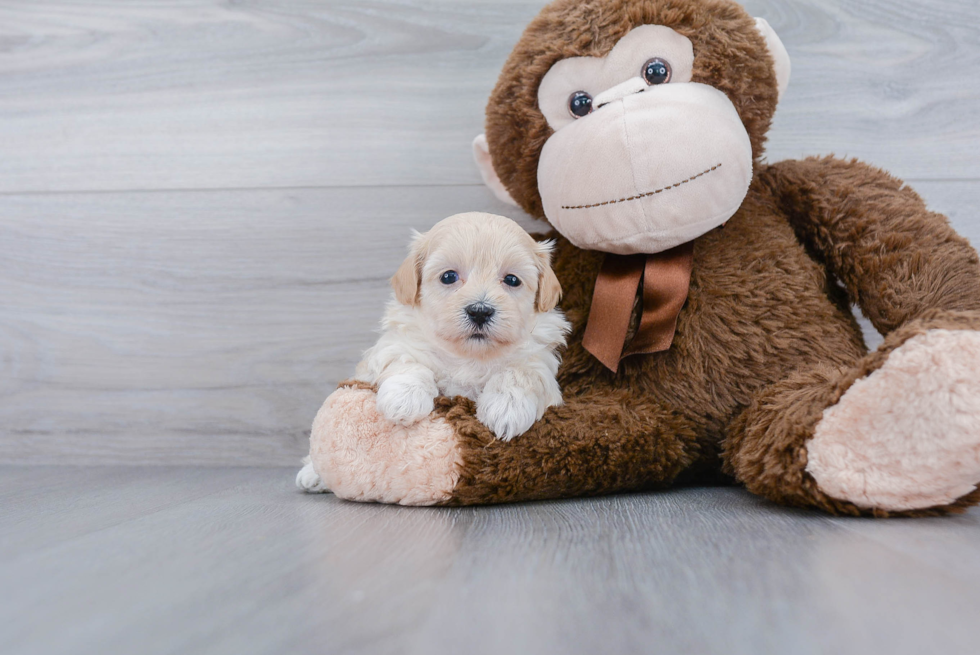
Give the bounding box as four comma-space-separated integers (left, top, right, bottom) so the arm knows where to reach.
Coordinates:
534, 240, 562, 313
391, 230, 427, 306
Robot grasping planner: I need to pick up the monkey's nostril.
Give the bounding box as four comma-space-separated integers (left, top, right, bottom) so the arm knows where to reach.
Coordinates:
592, 76, 649, 111
465, 303, 495, 327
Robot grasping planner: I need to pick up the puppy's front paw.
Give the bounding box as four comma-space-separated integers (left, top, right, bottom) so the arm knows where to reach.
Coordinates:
477, 390, 539, 441
376, 374, 436, 426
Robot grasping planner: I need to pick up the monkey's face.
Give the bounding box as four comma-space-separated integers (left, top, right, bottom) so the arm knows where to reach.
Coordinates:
474, 0, 791, 256
536, 25, 752, 255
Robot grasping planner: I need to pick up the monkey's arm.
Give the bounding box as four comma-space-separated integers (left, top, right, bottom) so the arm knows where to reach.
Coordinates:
722, 158, 980, 515
760, 156, 980, 331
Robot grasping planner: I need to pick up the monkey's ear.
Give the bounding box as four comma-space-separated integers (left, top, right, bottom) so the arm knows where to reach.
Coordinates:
754, 18, 791, 101
472, 134, 519, 207
391, 230, 426, 306
534, 240, 562, 313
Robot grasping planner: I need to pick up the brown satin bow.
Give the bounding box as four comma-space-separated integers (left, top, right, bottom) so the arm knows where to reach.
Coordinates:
582, 242, 694, 372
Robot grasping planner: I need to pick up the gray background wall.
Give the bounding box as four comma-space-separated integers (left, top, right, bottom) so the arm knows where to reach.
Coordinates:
2, 0, 978, 466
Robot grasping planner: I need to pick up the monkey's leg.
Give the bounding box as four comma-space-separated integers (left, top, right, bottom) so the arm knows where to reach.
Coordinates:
724, 310, 980, 516
307, 381, 701, 506
441, 386, 704, 505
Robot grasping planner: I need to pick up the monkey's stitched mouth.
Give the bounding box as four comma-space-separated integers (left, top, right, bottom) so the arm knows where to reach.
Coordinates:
561, 163, 722, 210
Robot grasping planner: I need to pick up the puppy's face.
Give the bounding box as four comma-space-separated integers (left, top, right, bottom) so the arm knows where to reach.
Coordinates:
391, 213, 561, 359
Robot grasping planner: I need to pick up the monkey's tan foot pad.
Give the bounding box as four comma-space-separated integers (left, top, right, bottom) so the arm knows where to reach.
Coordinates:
308, 386, 462, 506
806, 329, 980, 511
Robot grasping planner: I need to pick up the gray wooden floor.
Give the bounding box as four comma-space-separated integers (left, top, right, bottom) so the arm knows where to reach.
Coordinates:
3, 2, 980, 653
2, 467, 980, 655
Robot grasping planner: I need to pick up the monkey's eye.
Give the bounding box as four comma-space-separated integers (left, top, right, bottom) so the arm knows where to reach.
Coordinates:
502, 274, 521, 288
567, 91, 593, 118
642, 58, 672, 85
440, 271, 459, 285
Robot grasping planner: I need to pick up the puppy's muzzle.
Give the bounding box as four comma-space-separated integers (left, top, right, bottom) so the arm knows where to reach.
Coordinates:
465, 302, 495, 328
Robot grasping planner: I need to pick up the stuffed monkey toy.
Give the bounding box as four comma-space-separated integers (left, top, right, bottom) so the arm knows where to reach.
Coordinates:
306, 0, 980, 516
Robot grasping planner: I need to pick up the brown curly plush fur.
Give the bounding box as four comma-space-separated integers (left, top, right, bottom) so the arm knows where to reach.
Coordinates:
429, 0, 980, 514
486, 0, 779, 218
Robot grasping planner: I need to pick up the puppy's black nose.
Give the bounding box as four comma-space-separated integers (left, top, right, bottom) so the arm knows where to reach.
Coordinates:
465, 303, 495, 327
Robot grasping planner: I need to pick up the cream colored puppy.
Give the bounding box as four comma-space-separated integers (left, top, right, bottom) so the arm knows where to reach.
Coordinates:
297, 212, 569, 492
358, 212, 570, 441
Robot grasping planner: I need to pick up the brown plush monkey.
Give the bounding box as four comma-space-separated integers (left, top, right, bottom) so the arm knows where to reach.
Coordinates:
305, 0, 980, 516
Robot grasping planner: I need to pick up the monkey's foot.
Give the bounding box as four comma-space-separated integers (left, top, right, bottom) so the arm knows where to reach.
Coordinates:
308, 386, 462, 505
806, 329, 980, 511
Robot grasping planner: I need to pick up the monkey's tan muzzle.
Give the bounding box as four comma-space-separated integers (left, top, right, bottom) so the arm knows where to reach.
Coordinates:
537, 82, 753, 256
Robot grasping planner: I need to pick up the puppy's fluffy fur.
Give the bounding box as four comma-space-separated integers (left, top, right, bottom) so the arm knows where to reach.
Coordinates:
361, 212, 569, 438
298, 212, 569, 492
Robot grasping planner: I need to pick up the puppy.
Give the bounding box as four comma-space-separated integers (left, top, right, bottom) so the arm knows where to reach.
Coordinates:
297, 212, 569, 492
365, 211, 569, 435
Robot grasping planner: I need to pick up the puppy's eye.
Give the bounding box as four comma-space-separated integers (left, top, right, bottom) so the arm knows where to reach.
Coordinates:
502, 274, 521, 288
440, 271, 459, 285
642, 58, 671, 85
